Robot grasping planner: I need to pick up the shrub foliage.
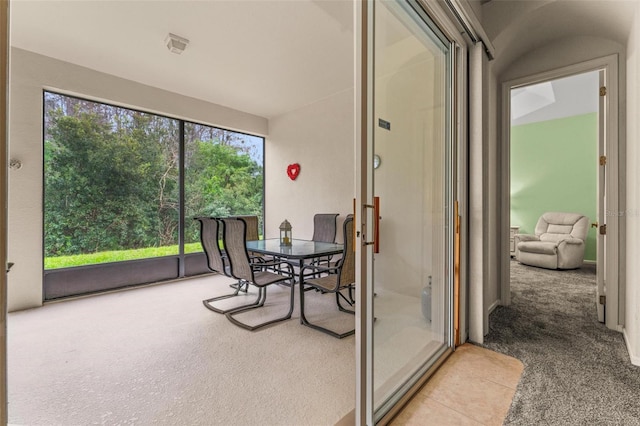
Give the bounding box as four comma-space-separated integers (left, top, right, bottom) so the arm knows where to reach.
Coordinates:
44, 93, 263, 262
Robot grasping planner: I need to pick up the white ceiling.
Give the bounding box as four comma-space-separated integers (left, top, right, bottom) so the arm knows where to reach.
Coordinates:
10, 0, 355, 119
511, 71, 599, 126
482, 0, 638, 74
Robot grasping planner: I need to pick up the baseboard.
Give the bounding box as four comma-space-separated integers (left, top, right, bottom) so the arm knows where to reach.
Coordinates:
488, 299, 501, 315
583, 259, 597, 265
623, 328, 640, 366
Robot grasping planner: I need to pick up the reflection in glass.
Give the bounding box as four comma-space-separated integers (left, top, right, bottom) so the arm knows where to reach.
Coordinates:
372, 0, 452, 415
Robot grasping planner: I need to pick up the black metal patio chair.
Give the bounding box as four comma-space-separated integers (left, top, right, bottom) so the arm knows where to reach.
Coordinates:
299, 215, 355, 338
222, 217, 296, 331
196, 217, 263, 314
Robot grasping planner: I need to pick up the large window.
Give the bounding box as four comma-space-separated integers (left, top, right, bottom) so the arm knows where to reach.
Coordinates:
43, 92, 264, 298
184, 122, 264, 249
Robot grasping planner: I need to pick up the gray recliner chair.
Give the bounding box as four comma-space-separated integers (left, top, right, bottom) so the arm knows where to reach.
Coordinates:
515, 212, 589, 270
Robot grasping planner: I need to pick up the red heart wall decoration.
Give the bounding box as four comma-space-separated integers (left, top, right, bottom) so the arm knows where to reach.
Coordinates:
287, 163, 301, 180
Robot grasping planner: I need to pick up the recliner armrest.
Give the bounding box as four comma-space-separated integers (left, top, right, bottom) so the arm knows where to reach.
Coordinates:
559, 237, 584, 245
515, 234, 539, 243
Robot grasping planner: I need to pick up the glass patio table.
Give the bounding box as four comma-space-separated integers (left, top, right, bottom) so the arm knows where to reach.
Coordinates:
246, 238, 344, 282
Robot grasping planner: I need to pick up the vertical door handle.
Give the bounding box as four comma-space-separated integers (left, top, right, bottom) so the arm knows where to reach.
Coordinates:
362, 202, 380, 253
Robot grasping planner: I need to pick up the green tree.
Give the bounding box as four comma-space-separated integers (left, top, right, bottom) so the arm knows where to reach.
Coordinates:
44, 92, 264, 266
185, 140, 263, 242
45, 110, 168, 255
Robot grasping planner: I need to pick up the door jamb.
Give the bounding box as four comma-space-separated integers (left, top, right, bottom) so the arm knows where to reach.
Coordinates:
1, 0, 9, 421
500, 54, 622, 331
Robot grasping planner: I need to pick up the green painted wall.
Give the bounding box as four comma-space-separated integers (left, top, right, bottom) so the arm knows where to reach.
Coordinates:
511, 112, 597, 261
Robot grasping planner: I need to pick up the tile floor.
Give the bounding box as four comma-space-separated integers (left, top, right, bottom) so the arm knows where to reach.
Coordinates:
391, 343, 524, 425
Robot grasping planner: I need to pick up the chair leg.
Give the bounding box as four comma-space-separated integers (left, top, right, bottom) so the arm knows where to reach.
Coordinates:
337, 289, 354, 308
229, 280, 249, 293
203, 280, 264, 314
225, 283, 296, 331
347, 284, 355, 304
299, 284, 355, 339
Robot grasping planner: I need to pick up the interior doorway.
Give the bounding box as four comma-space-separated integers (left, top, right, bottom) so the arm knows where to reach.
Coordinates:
510, 71, 599, 263
508, 69, 601, 314
502, 54, 622, 331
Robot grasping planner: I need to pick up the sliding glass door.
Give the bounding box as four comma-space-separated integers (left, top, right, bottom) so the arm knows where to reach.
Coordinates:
356, 0, 455, 422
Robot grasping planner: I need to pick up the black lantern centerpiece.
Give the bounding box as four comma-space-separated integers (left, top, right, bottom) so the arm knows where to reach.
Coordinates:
279, 219, 292, 247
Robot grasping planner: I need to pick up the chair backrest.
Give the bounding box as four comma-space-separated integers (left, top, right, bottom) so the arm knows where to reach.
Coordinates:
312, 213, 339, 243
231, 215, 260, 241
196, 217, 226, 275
221, 217, 254, 282
338, 215, 355, 286
535, 212, 589, 243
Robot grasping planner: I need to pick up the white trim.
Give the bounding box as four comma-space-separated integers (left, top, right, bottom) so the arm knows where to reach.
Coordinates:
488, 299, 501, 315
504, 55, 617, 89
456, 42, 469, 346
416, 0, 473, 46
501, 54, 622, 332
0, 1, 8, 422
418, 0, 471, 349
442, 0, 495, 59
468, 42, 484, 343
353, 1, 371, 424
623, 328, 640, 366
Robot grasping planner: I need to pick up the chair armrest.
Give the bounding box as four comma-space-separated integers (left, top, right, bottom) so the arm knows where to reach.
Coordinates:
253, 259, 294, 275
300, 262, 339, 276
515, 234, 539, 243
249, 255, 265, 264
560, 238, 584, 245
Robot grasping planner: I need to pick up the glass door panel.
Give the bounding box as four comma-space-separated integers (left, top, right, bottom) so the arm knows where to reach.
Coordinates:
372, 0, 453, 417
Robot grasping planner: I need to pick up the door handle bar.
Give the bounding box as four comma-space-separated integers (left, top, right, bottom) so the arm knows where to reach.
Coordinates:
362, 198, 380, 252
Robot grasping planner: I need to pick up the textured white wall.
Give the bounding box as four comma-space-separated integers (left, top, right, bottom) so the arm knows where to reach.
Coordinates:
7, 48, 268, 312
265, 89, 355, 243
625, 7, 640, 366
501, 36, 627, 85
468, 43, 485, 343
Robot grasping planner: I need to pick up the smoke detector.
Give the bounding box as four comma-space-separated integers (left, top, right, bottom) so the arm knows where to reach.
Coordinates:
165, 33, 189, 54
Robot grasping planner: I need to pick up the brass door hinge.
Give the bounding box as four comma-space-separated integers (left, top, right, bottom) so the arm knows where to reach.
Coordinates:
600, 155, 607, 166
600, 86, 607, 96
600, 295, 606, 305
600, 224, 607, 235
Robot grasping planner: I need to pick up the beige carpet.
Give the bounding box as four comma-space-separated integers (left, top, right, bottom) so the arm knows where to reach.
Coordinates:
8, 274, 355, 425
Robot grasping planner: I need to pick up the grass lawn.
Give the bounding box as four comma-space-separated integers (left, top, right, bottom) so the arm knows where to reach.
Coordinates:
45, 243, 203, 269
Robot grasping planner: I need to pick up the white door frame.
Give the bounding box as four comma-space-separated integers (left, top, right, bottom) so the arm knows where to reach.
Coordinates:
1, 0, 9, 421
500, 54, 622, 331
597, 69, 606, 323
354, 1, 373, 424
